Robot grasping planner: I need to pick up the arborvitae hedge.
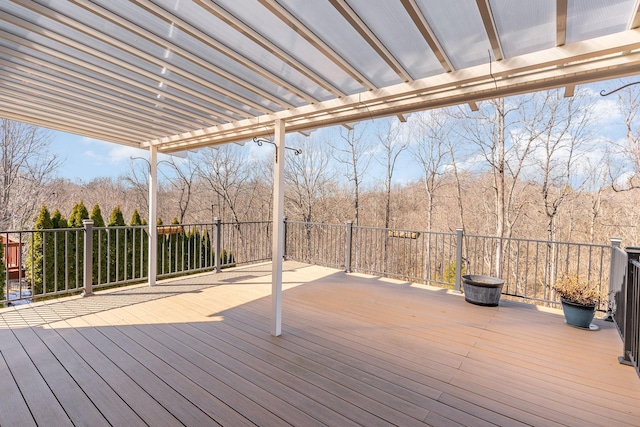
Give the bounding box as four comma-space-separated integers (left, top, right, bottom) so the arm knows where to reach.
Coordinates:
68, 201, 89, 289
108, 206, 126, 282
26, 205, 54, 294
90, 204, 107, 285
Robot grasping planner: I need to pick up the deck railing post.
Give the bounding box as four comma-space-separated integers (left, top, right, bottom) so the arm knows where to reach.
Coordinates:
283, 217, 288, 260
82, 220, 94, 297
607, 237, 623, 321
214, 217, 222, 273
454, 227, 464, 293
345, 220, 353, 273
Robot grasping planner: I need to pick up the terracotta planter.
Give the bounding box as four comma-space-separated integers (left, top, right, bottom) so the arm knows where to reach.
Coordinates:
561, 298, 597, 329
462, 275, 504, 307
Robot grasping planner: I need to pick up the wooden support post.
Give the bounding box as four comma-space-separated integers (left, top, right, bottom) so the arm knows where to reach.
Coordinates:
148, 145, 158, 287
272, 119, 285, 337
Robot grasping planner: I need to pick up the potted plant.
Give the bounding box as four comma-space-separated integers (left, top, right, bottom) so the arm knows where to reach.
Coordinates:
552, 274, 607, 330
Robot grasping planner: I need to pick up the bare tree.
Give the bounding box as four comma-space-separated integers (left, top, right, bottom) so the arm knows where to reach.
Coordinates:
329, 124, 372, 226
121, 157, 150, 216
160, 155, 198, 224
285, 135, 334, 223
376, 118, 410, 230
408, 110, 452, 232
526, 89, 595, 299
454, 96, 540, 275
0, 119, 60, 229
375, 118, 410, 273
196, 144, 255, 224
531, 89, 593, 243
604, 79, 640, 191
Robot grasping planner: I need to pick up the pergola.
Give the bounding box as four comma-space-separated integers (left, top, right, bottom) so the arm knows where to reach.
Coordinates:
2, 0, 640, 335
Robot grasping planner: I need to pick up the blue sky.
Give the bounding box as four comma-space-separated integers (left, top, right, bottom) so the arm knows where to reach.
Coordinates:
50, 132, 153, 182
48, 81, 629, 185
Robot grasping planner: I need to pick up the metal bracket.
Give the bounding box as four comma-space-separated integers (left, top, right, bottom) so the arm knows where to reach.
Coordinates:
253, 137, 302, 163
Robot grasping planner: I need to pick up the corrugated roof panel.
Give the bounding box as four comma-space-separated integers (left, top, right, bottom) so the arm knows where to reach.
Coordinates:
278, 0, 402, 88
415, 0, 491, 69
347, 0, 444, 79
567, 0, 636, 43
490, 0, 555, 57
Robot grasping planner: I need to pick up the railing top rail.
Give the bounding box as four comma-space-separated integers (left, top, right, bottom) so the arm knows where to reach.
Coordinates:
353, 225, 456, 235
464, 233, 610, 249
219, 220, 271, 226
284, 220, 343, 227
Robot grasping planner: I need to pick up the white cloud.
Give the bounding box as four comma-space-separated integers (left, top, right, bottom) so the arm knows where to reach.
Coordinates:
83, 150, 103, 165
106, 144, 148, 164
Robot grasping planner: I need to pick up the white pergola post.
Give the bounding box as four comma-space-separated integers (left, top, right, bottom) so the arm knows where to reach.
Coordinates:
271, 119, 285, 336
148, 145, 158, 287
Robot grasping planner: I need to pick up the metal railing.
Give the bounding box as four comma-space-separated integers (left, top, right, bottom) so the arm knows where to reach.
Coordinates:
1, 220, 272, 305
613, 246, 640, 377
463, 234, 610, 308
285, 221, 612, 308
0, 218, 620, 311
284, 221, 346, 269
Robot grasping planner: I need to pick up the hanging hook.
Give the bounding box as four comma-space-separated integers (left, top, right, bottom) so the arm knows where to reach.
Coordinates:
600, 81, 640, 96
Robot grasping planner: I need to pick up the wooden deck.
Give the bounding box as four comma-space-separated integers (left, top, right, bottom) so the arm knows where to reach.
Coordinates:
1, 261, 639, 426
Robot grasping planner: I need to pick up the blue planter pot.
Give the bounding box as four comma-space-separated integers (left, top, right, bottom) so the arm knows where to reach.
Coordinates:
561, 298, 596, 329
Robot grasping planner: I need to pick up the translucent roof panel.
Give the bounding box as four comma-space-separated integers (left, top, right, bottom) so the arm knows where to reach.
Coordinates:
277, 0, 403, 88
215, 0, 364, 95
151, 0, 334, 103
91, 0, 310, 108
2, 0, 640, 149
33, 0, 291, 112
415, 0, 492, 69
347, 0, 445, 79
490, 0, 555, 57
567, 0, 636, 44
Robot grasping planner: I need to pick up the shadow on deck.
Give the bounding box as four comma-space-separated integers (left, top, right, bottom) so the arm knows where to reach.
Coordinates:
0, 261, 638, 426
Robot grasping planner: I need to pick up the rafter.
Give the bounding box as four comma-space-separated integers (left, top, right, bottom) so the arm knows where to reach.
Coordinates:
400, 0, 453, 72
0, 77, 184, 135
0, 47, 214, 128
557, 0, 568, 46
193, 0, 344, 97
328, 0, 411, 82
0, 9, 252, 122
475, 0, 503, 61
0, 99, 147, 144
258, 0, 377, 90
630, 0, 640, 29
14, 0, 281, 116
68, 0, 296, 110
129, 0, 318, 104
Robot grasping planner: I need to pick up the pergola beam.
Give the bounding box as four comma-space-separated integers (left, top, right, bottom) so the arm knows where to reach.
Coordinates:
144, 30, 640, 151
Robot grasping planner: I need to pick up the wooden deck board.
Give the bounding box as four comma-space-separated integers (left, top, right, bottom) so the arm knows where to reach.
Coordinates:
0, 261, 639, 426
